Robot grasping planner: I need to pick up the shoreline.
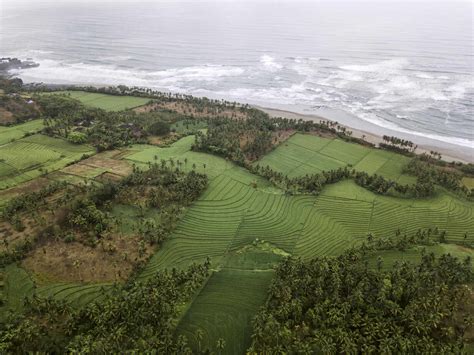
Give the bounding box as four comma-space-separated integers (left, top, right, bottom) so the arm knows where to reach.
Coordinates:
16, 79, 474, 163
256, 106, 473, 164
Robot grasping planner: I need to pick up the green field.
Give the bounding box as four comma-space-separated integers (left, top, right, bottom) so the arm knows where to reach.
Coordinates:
120, 136, 473, 352
0, 264, 35, 315
257, 133, 417, 184
463, 176, 474, 189
0, 119, 45, 145
35, 282, 113, 307
176, 269, 274, 354
45, 91, 150, 111
0, 134, 95, 189
2, 130, 473, 353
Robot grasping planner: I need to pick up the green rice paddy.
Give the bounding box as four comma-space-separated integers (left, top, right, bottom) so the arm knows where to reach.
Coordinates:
0, 119, 45, 145
258, 133, 417, 184
45, 91, 150, 111
0, 134, 95, 190
3, 132, 473, 354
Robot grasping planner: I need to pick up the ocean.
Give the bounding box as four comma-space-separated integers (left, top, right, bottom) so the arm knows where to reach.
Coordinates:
1, 0, 473, 149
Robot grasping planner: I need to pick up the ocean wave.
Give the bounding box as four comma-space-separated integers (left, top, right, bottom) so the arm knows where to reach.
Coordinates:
10, 54, 473, 149
354, 110, 474, 149
12, 58, 245, 90
259, 55, 282, 71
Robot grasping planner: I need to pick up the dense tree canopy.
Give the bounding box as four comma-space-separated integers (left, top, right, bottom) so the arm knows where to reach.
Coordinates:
250, 246, 473, 353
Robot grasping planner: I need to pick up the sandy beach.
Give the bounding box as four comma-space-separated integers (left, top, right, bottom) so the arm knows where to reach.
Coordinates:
258, 106, 473, 164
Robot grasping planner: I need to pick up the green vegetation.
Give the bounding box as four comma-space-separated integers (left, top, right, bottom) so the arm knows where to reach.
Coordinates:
0, 134, 94, 189
250, 248, 473, 353
0, 264, 35, 315
0, 263, 210, 353
0, 119, 44, 145
44, 91, 150, 111
258, 133, 415, 183
1, 83, 473, 353
177, 269, 274, 354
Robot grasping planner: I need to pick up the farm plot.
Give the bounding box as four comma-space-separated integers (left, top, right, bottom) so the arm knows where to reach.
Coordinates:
176, 269, 274, 355
0, 134, 95, 189
36, 282, 113, 307
126, 136, 235, 179
44, 91, 150, 111
293, 180, 474, 261
256, 133, 415, 183
1, 264, 35, 314
0, 119, 45, 145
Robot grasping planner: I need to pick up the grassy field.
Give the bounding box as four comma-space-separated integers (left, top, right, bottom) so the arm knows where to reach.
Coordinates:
45, 91, 150, 111
257, 133, 417, 184
176, 269, 274, 354
0, 134, 95, 189
1, 131, 472, 353
463, 177, 474, 189
125, 135, 472, 352
0, 264, 35, 315
127, 136, 472, 274
0, 119, 44, 145
35, 282, 113, 307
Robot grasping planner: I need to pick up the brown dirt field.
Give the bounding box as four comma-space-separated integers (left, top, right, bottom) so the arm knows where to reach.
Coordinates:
147, 136, 165, 145
0, 210, 57, 253
94, 171, 123, 183
0, 107, 14, 124
22, 236, 154, 284
134, 101, 249, 120
62, 152, 133, 177
308, 129, 337, 139
272, 129, 296, 145
0, 177, 51, 201
61, 163, 104, 178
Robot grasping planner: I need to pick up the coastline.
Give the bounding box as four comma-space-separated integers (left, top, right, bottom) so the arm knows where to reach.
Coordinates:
257, 106, 473, 164
16, 79, 474, 164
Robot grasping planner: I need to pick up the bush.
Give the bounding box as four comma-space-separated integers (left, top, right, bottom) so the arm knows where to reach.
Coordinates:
67, 131, 88, 144
148, 121, 170, 136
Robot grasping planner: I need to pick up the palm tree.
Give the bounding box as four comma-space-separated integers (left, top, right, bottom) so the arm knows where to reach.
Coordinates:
195, 329, 204, 352
216, 338, 226, 354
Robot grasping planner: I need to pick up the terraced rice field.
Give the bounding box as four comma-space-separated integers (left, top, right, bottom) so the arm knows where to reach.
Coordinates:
257, 133, 416, 184
45, 91, 150, 111
2, 133, 471, 353
0, 119, 45, 145
132, 136, 472, 276
36, 282, 113, 307
176, 269, 274, 354
0, 134, 95, 189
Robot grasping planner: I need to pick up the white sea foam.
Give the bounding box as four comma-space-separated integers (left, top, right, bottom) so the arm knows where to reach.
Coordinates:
13, 59, 245, 91
259, 55, 282, 71
11, 53, 473, 150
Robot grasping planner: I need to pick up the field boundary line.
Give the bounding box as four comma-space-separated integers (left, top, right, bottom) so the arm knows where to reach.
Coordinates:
367, 198, 376, 234
290, 199, 318, 255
